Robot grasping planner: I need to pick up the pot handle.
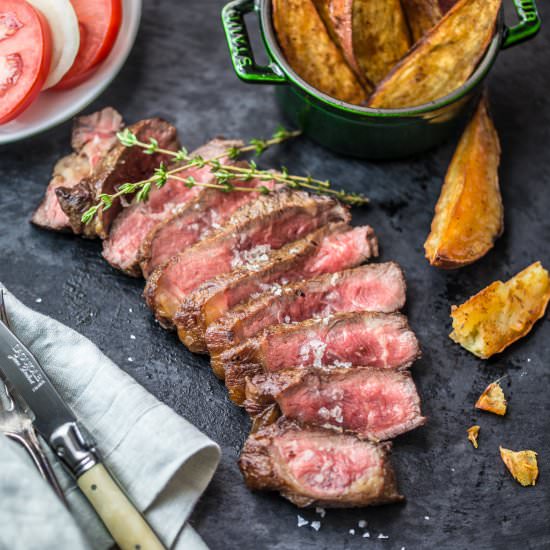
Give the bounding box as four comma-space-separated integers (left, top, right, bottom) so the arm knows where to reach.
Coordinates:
502, 0, 541, 49
222, 0, 286, 84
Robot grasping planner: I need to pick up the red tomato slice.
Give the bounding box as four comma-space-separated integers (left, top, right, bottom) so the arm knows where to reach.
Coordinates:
0, 0, 52, 124
54, 0, 122, 90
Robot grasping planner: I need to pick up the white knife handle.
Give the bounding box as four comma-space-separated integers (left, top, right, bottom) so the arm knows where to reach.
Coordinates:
78, 463, 165, 550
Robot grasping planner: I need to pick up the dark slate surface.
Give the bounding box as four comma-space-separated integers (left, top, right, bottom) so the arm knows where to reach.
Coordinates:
0, 1, 549, 549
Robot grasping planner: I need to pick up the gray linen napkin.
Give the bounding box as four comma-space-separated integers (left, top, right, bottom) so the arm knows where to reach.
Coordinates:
0, 284, 220, 549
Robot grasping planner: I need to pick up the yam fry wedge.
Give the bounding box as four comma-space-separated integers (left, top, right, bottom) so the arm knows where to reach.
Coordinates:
324, 0, 411, 86
424, 96, 502, 268
273, 0, 368, 104
450, 262, 550, 359
401, 0, 443, 43
368, 0, 501, 108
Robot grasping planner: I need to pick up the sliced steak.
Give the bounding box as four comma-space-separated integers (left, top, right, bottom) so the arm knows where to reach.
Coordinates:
56, 117, 180, 239
239, 419, 403, 507
138, 174, 279, 279
177, 224, 378, 355
102, 139, 243, 276
144, 191, 350, 329
207, 261, 403, 372
224, 312, 420, 404
245, 368, 426, 441
32, 107, 123, 232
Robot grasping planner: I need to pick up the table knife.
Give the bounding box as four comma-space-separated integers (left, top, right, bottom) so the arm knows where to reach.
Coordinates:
0, 319, 165, 550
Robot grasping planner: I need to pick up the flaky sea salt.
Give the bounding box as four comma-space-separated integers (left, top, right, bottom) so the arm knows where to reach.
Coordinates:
127, 357, 134, 363
349, 529, 355, 535
315, 507, 326, 518
129, 308, 133, 313
35, 298, 42, 303
358, 520, 367, 528
424, 516, 430, 520
130, 334, 136, 340
311, 521, 321, 531
297, 515, 308, 527
362, 532, 370, 538
378, 533, 389, 539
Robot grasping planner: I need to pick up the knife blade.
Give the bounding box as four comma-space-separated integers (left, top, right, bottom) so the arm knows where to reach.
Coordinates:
0, 315, 165, 549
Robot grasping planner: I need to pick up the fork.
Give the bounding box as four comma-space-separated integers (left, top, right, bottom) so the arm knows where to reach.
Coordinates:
0, 290, 67, 505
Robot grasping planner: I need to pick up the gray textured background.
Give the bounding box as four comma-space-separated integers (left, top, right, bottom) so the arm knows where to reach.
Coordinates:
1, 1, 549, 548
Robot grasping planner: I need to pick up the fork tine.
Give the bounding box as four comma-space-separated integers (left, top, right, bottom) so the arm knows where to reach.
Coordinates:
0, 290, 10, 328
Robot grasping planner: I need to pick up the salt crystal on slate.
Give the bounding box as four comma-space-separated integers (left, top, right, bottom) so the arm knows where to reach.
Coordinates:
358, 520, 367, 528
297, 515, 308, 527
349, 529, 355, 535
378, 533, 389, 539
315, 507, 326, 518
311, 521, 321, 531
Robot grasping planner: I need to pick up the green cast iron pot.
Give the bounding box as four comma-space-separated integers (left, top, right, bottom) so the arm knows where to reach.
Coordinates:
222, 0, 541, 159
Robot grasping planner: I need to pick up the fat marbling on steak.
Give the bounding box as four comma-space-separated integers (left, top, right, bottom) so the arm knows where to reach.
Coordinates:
176, 223, 379, 356
32, 107, 124, 232
206, 261, 405, 371
224, 311, 420, 404
144, 191, 350, 328
138, 172, 280, 279
239, 419, 403, 508
102, 138, 244, 276
56, 117, 180, 239
244, 367, 426, 441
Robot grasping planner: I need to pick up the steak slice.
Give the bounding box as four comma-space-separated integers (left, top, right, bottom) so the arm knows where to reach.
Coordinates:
138, 174, 279, 279
56, 117, 180, 239
224, 312, 420, 404
177, 224, 378, 356
244, 368, 426, 441
32, 107, 123, 232
239, 419, 403, 507
102, 138, 243, 276
207, 261, 404, 372
144, 191, 350, 329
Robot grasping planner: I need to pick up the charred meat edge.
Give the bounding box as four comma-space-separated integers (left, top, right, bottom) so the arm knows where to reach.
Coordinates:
56, 117, 180, 239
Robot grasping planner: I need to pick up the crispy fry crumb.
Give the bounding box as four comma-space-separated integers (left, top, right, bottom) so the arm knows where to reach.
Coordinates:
467, 425, 480, 448
476, 381, 507, 416
500, 447, 539, 486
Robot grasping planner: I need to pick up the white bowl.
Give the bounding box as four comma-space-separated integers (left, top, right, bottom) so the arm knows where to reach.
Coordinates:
0, 0, 142, 145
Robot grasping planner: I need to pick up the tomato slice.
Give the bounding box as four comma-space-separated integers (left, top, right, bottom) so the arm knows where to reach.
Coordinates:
54, 0, 122, 90
0, 0, 52, 124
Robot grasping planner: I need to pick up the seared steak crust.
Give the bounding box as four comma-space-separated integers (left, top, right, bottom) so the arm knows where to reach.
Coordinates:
32, 108, 123, 232
244, 367, 426, 441
144, 191, 350, 328
207, 261, 404, 371
239, 419, 403, 507
56, 118, 180, 239
224, 312, 421, 404
176, 223, 379, 355
102, 139, 243, 276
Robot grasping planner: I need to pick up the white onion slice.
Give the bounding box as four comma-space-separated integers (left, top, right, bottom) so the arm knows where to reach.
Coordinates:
27, 0, 80, 89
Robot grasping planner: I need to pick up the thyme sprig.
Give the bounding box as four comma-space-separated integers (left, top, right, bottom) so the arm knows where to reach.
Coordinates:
81, 127, 369, 224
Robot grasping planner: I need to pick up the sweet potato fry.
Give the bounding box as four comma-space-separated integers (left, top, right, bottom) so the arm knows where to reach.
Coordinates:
368, 0, 501, 108
325, 0, 411, 86
273, 0, 368, 104
424, 96, 502, 269
401, 0, 443, 43
500, 448, 539, 486
450, 262, 550, 359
